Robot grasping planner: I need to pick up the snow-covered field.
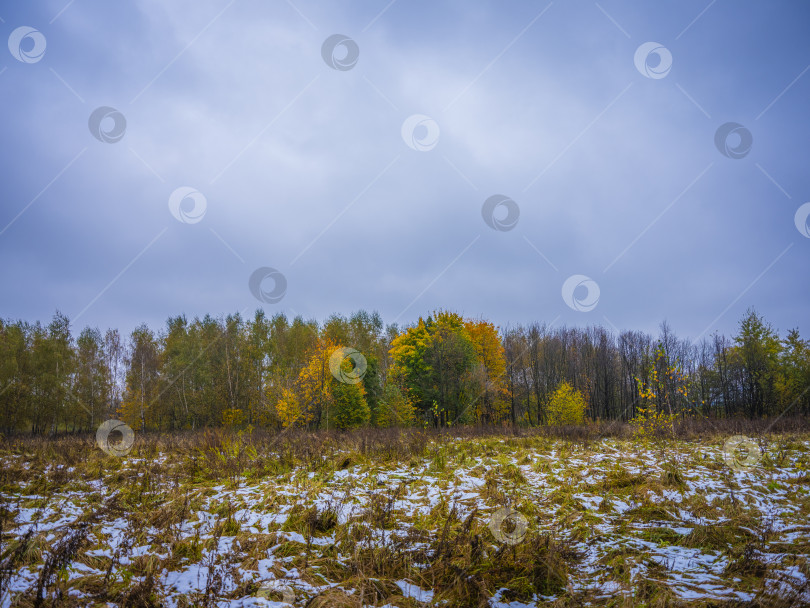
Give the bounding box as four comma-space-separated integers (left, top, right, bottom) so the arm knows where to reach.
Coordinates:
1, 432, 808, 607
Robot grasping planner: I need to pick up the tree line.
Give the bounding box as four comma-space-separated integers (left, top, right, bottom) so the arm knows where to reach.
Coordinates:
0, 307, 808, 435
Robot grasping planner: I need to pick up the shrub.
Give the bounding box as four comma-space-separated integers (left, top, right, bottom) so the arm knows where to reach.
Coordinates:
630, 404, 677, 439
275, 388, 305, 429
545, 381, 586, 425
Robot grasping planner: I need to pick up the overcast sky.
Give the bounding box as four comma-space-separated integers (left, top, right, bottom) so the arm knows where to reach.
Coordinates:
1, 0, 808, 342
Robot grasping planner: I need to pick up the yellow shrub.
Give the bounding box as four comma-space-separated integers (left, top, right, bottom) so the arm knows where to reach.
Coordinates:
546, 381, 586, 425
221, 408, 244, 428
275, 388, 307, 429
630, 405, 677, 439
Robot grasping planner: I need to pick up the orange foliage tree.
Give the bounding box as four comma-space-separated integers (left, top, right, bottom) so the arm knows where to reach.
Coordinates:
465, 320, 510, 423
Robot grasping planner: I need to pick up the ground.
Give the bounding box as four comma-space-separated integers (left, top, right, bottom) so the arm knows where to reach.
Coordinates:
1, 426, 809, 607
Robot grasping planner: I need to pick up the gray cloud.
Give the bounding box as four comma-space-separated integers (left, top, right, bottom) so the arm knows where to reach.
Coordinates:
1, 0, 808, 340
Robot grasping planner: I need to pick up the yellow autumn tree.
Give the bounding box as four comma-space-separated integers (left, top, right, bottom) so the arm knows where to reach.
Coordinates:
297, 338, 338, 428
465, 319, 510, 423
297, 338, 370, 429
631, 343, 685, 439
275, 387, 305, 428
546, 381, 586, 425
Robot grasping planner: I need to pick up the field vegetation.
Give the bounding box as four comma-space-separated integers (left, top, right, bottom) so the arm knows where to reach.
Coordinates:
2, 419, 809, 607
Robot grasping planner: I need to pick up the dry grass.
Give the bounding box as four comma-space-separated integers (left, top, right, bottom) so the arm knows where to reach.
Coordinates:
1, 420, 809, 606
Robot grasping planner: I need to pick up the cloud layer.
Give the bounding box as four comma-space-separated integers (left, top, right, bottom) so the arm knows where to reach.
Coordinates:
1, 0, 808, 340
